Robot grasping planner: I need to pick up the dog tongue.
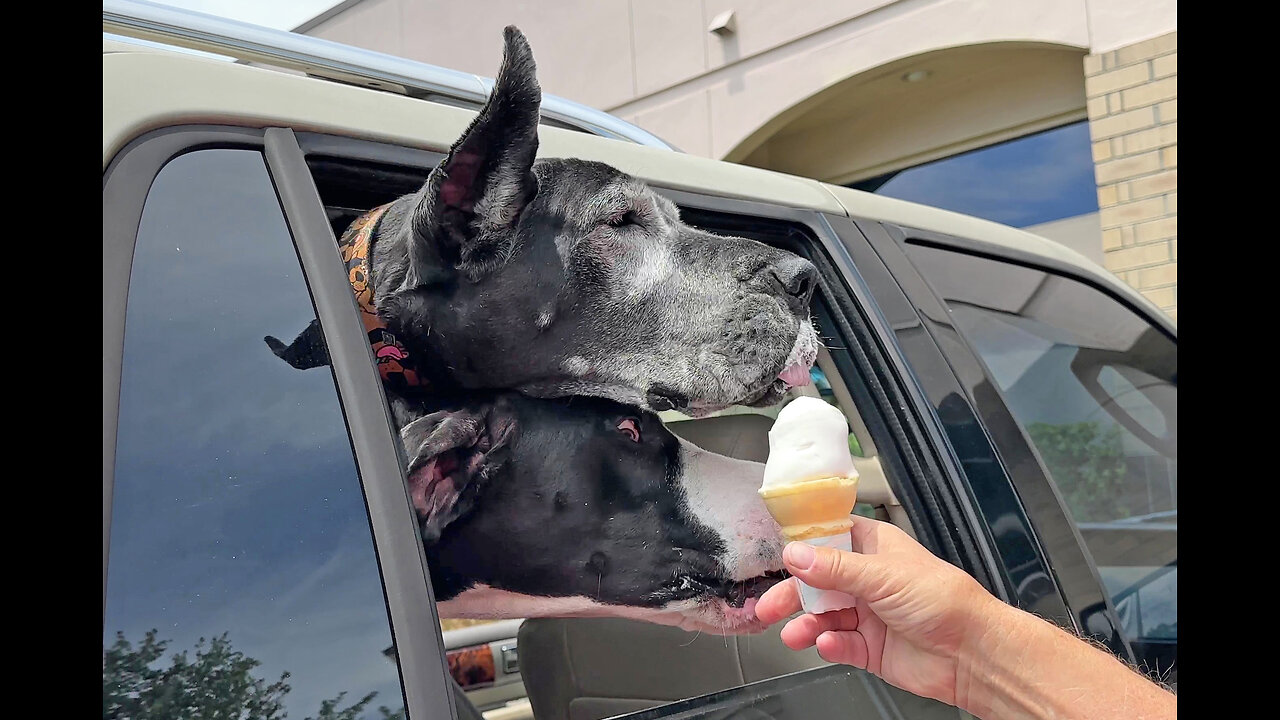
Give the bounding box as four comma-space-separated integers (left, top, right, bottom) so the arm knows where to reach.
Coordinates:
778, 364, 812, 388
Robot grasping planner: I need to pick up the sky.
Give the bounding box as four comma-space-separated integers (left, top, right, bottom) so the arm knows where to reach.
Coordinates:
148, 0, 343, 30
871, 121, 1100, 229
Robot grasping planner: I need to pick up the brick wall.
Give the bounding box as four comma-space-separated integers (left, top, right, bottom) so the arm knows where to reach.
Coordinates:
1084, 32, 1177, 321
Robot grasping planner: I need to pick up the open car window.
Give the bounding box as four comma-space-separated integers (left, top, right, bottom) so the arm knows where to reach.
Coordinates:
297, 137, 960, 719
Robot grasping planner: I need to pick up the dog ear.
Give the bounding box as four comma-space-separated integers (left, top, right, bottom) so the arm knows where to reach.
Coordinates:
400, 402, 517, 543
401, 26, 541, 288
263, 318, 331, 370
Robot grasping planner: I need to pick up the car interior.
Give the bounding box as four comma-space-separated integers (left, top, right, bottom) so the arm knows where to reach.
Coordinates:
304, 146, 936, 720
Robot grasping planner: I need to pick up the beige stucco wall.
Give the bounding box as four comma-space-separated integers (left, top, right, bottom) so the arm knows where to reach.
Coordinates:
1084, 32, 1177, 320
303, 0, 1176, 316
303, 0, 1174, 161
735, 43, 1088, 184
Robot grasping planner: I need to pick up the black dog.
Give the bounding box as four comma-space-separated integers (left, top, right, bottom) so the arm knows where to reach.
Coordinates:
402, 392, 785, 634
266, 26, 819, 423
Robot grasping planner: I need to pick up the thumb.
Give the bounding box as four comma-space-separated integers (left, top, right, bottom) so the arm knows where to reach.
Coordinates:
783, 540, 882, 596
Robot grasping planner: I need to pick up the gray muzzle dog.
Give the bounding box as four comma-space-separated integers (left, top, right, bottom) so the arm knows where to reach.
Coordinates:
269, 26, 820, 418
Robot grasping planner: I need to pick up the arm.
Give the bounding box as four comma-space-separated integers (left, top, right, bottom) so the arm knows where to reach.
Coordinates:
960, 594, 1174, 720
755, 516, 1175, 720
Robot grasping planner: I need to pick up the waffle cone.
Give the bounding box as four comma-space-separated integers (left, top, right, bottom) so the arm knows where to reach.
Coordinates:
758, 475, 858, 541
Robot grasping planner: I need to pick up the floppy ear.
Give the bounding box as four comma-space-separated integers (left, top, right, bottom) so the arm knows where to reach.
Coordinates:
400, 402, 517, 543
401, 26, 541, 288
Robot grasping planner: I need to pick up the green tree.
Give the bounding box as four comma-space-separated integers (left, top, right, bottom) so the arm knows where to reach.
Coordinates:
103, 630, 405, 720
1026, 421, 1129, 523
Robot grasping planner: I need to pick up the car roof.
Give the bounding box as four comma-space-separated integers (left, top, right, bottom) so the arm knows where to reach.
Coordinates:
102, 40, 1171, 329
103, 0, 675, 150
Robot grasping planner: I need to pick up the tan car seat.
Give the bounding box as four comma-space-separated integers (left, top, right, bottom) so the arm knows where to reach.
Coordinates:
517, 414, 827, 720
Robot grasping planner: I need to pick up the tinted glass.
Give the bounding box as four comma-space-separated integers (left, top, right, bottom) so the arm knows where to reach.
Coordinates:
103, 150, 406, 719
906, 244, 1176, 672
852, 122, 1098, 229
616, 665, 946, 720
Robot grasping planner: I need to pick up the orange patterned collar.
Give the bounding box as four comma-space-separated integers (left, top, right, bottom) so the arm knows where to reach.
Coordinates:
339, 204, 428, 391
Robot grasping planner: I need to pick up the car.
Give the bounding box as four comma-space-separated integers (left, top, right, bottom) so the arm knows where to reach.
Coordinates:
102, 4, 1178, 720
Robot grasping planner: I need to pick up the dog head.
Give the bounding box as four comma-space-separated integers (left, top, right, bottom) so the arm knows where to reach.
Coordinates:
376, 27, 820, 415
403, 394, 786, 634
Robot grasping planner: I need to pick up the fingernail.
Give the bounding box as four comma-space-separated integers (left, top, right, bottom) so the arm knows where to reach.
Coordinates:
785, 542, 815, 570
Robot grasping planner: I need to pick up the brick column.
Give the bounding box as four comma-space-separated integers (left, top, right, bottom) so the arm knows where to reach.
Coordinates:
1084, 32, 1177, 321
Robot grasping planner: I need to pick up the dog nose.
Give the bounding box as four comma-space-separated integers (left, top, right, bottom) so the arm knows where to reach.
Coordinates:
764, 256, 818, 314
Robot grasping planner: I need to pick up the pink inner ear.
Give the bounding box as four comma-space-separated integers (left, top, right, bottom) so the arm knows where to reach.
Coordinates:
408, 452, 460, 517
617, 418, 640, 442
439, 151, 482, 211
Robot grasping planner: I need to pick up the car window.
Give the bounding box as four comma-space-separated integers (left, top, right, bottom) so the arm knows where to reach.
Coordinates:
905, 244, 1177, 675
103, 149, 407, 719
299, 144, 959, 719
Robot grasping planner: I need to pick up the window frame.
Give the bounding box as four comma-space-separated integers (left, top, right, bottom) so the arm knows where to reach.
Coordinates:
861, 220, 1173, 664
291, 127, 1023, 606
102, 126, 459, 720
299, 128, 1028, 588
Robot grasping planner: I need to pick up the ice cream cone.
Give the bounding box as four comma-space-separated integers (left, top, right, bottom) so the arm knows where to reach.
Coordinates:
758, 474, 860, 614
757, 475, 859, 541
759, 397, 861, 614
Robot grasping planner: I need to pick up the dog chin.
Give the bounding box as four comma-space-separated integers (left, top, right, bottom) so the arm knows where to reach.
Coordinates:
593, 597, 772, 635
671, 598, 771, 635
436, 586, 772, 635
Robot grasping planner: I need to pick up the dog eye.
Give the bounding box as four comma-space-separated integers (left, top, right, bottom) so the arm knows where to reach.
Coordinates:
605, 211, 640, 228
616, 418, 641, 442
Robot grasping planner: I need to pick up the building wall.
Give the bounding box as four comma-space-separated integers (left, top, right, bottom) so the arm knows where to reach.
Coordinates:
302, 1, 1177, 319
1024, 212, 1105, 267
1084, 32, 1177, 320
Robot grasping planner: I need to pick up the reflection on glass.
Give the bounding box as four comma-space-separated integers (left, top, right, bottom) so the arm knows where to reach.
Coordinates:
104, 150, 405, 719
852, 121, 1099, 228
905, 244, 1176, 659
614, 665, 954, 720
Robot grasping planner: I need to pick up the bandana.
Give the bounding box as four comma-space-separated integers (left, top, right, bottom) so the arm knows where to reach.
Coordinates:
338, 204, 427, 391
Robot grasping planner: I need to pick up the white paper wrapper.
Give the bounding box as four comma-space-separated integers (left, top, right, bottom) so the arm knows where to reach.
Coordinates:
797, 532, 858, 614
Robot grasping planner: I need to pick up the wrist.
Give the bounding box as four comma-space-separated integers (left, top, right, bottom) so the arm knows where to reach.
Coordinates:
953, 598, 1048, 719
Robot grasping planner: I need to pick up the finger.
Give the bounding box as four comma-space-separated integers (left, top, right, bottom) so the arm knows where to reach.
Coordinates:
849, 513, 913, 555
777, 607, 860, 649
815, 630, 871, 670
754, 577, 801, 625
783, 541, 885, 597
847, 514, 882, 554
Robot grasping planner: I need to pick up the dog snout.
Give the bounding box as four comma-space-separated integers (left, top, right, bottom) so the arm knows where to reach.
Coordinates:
761, 255, 817, 315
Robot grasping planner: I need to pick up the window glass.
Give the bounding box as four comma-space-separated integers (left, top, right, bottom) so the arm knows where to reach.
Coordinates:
852, 121, 1099, 229
906, 244, 1176, 666
103, 150, 406, 719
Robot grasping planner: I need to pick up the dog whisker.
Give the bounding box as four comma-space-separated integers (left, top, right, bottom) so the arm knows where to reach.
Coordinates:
679, 629, 702, 647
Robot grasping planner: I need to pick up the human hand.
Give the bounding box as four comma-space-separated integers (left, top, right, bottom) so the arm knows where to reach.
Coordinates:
755, 515, 1003, 709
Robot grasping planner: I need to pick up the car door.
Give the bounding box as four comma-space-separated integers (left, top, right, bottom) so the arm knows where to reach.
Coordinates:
103, 128, 459, 719
849, 220, 1175, 683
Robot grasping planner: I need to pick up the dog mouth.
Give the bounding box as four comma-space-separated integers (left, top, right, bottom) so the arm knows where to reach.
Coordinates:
747, 322, 820, 403
680, 324, 819, 416
667, 570, 789, 608
719, 570, 790, 608
659, 571, 789, 634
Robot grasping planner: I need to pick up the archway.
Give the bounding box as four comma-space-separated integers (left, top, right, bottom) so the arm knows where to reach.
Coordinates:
728, 42, 1089, 185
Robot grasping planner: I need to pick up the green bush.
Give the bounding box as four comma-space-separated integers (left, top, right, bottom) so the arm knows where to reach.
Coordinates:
103, 630, 404, 720
1026, 421, 1128, 523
